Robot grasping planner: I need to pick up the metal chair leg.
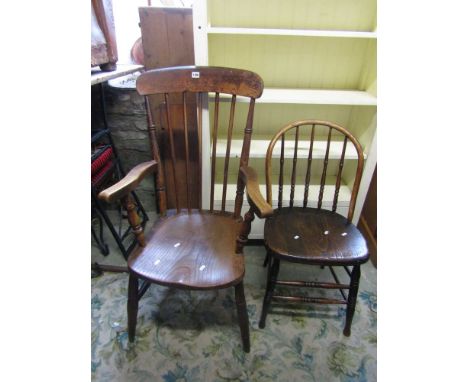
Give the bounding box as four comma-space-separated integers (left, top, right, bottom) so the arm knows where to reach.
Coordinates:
343, 265, 361, 336
259, 257, 280, 328
235, 281, 250, 353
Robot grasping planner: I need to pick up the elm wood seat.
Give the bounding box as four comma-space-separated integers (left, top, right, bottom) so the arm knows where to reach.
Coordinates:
99, 66, 272, 353
259, 120, 369, 337
265, 207, 368, 265
128, 211, 244, 289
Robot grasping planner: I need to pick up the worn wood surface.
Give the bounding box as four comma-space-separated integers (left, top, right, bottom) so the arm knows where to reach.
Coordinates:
122, 65, 264, 352
239, 166, 273, 219
139, 7, 197, 210
137, 66, 264, 98
260, 120, 368, 335
265, 119, 364, 221
98, 160, 157, 203
128, 211, 244, 289
264, 207, 368, 266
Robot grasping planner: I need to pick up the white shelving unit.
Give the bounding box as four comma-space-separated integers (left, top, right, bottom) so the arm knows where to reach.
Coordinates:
193, 0, 377, 238
213, 88, 376, 106
207, 26, 377, 39
215, 139, 365, 160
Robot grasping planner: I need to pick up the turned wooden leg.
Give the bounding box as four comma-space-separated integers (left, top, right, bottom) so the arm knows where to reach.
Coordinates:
259, 257, 280, 329
236, 208, 255, 254
127, 273, 139, 342
235, 281, 250, 353
343, 265, 361, 336
262, 251, 270, 267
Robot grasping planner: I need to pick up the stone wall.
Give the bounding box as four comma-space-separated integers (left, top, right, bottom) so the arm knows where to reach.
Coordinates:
93, 83, 156, 211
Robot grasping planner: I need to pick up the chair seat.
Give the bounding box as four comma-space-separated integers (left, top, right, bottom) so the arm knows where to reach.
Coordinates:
264, 207, 369, 265
128, 210, 245, 290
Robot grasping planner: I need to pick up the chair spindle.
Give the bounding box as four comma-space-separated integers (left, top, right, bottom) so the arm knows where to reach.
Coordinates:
197, 92, 203, 210
182, 92, 191, 212
144, 96, 167, 215
278, 135, 285, 209
164, 92, 180, 212
289, 126, 299, 208
318, 127, 332, 210
222, 95, 236, 212
303, 124, 315, 208
210, 92, 220, 212
332, 136, 348, 212
234, 98, 256, 219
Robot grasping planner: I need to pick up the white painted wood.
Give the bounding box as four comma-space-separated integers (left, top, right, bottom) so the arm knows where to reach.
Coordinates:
207, 26, 377, 39
193, 1, 211, 209
213, 88, 377, 106
194, 0, 377, 222
214, 182, 351, 207
192, 0, 209, 65
215, 138, 366, 160
352, 115, 377, 225
91, 64, 143, 86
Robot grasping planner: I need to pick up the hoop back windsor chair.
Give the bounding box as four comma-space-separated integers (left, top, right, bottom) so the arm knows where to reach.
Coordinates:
259, 119, 369, 336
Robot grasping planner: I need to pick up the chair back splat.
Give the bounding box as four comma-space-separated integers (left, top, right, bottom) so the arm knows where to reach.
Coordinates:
265, 120, 364, 221
137, 66, 263, 216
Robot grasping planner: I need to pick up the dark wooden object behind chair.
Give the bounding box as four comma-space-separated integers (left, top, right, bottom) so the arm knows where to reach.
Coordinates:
99, 66, 272, 352
259, 120, 369, 336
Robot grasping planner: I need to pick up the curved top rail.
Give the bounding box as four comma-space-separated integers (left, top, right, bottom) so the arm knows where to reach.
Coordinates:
136, 66, 264, 98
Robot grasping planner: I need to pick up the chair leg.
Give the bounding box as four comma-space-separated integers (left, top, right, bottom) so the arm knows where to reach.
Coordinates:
127, 273, 139, 342
234, 281, 250, 353
343, 265, 361, 336
262, 251, 270, 267
259, 257, 280, 329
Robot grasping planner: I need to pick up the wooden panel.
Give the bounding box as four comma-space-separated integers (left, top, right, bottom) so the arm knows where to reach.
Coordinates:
139, 7, 198, 209
209, 34, 371, 90
208, 0, 377, 31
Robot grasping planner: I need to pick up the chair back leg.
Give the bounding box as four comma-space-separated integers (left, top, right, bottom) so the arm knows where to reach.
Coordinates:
259, 256, 280, 328
127, 273, 139, 342
343, 265, 361, 336
234, 281, 250, 353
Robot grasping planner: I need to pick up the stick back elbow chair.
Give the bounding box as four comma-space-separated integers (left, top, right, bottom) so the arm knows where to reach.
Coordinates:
259, 120, 369, 336
98, 66, 272, 352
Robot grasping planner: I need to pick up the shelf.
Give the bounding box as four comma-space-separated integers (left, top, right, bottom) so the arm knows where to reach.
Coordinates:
213, 182, 351, 208
215, 139, 365, 160
212, 88, 376, 106
91, 64, 144, 86
207, 26, 377, 39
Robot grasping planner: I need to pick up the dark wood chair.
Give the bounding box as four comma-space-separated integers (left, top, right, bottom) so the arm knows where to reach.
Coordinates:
98, 66, 272, 352
258, 120, 369, 336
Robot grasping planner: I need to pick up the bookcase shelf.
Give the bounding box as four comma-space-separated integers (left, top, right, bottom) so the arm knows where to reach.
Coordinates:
215, 138, 366, 160
213, 88, 377, 106
207, 26, 377, 39
194, 0, 377, 234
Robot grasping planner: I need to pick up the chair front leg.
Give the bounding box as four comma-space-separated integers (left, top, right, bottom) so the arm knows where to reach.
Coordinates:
259, 256, 280, 329
127, 273, 139, 342
343, 265, 361, 336
234, 281, 250, 353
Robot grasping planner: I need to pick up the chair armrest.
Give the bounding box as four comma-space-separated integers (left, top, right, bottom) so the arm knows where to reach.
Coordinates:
240, 166, 273, 218
98, 160, 157, 203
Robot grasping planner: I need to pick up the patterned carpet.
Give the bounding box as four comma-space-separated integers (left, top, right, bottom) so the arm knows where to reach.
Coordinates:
91, 246, 377, 381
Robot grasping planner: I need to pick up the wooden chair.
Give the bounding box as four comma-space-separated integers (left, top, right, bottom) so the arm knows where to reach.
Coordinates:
98, 66, 272, 352
258, 120, 369, 336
